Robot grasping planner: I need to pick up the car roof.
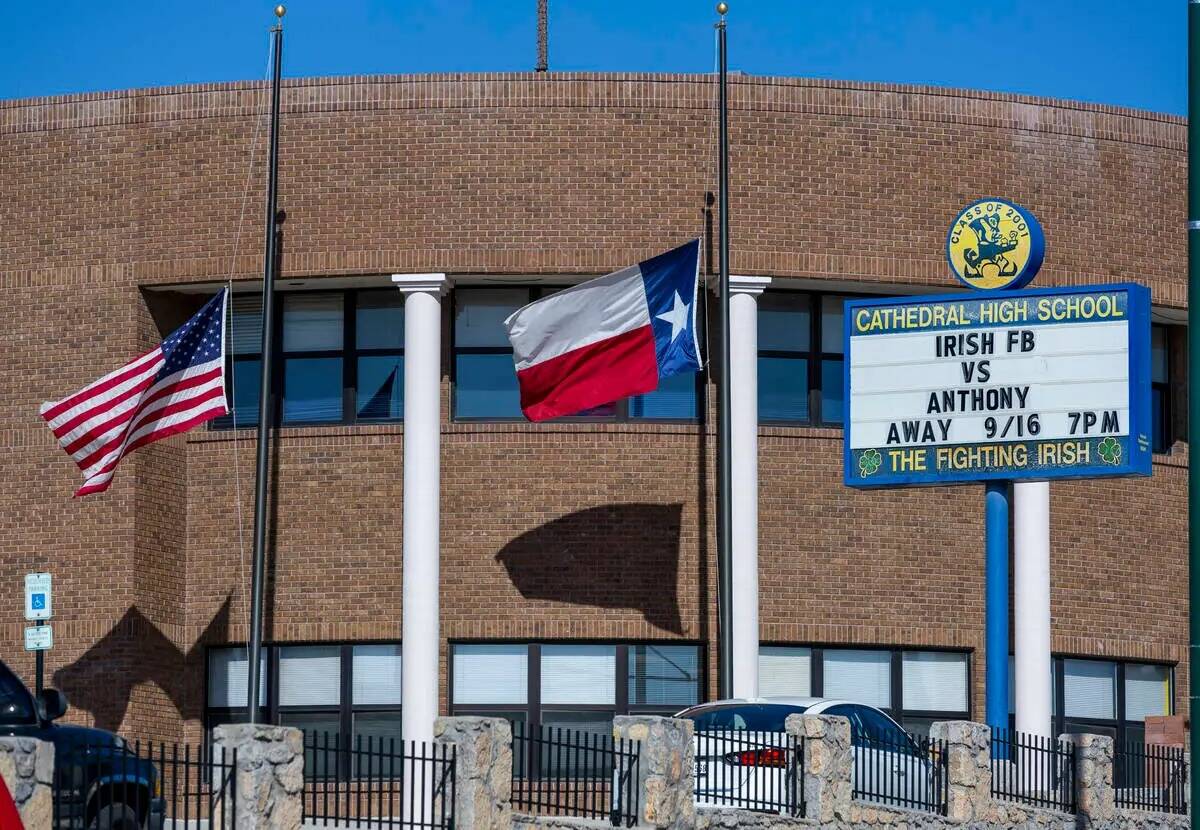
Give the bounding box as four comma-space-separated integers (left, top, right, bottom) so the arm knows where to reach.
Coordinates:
682, 696, 825, 708
679, 697, 885, 712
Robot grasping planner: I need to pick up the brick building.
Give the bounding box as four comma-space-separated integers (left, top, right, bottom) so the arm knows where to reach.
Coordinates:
0, 73, 1186, 750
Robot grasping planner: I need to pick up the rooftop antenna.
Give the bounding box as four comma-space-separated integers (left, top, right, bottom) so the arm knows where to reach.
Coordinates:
536, 0, 548, 71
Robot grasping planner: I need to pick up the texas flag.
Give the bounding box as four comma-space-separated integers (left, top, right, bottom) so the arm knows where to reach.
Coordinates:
504, 239, 703, 421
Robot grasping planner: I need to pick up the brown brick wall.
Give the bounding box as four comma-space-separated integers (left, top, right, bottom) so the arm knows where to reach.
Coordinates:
0, 73, 1186, 743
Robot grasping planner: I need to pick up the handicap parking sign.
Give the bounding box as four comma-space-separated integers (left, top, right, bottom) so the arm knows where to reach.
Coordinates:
24, 573, 51, 621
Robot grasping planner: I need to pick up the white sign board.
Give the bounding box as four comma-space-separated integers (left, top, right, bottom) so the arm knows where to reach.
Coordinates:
844, 285, 1152, 487
24, 625, 52, 651
24, 573, 51, 621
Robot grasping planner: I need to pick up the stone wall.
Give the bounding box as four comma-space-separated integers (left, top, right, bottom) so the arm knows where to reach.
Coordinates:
214, 723, 305, 830
0, 738, 52, 830
502, 715, 1187, 830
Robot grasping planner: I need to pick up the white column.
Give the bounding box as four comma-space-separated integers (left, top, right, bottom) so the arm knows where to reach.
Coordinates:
393, 273, 450, 744
1014, 480, 1053, 738
728, 274, 770, 699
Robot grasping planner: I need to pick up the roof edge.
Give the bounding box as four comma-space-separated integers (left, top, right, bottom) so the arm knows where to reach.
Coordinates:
0, 72, 1184, 148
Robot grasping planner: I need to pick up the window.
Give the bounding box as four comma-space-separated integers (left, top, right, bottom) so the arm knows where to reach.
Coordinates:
758, 646, 812, 697
1052, 657, 1173, 759
450, 641, 702, 774
0, 663, 36, 726
757, 645, 969, 735
758, 292, 848, 425
1004, 655, 1173, 778
205, 643, 402, 777
628, 644, 703, 707
215, 289, 404, 428
824, 649, 891, 709
452, 288, 702, 421
1151, 324, 1171, 453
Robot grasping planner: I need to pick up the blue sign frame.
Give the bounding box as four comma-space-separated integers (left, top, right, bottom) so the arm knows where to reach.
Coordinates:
843, 282, 1153, 488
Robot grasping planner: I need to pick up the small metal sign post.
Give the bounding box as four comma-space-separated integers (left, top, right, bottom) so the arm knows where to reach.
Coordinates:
23, 573, 51, 694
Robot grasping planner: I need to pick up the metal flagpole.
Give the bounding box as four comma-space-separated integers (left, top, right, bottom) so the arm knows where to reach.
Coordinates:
715, 1, 734, 701
1188, 1, 1200, 824
247, 4, 286, 724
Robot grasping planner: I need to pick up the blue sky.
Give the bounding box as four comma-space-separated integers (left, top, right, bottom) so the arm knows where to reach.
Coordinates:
0, 1, 1184, 114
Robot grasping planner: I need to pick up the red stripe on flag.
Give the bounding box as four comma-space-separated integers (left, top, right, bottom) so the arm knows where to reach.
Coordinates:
74, 402, 227, 497
82, 385, 229, 480
40, 348, 161, 422
71, 369, 224, 469
52, 371, 157, 441
516, 324, 658, 422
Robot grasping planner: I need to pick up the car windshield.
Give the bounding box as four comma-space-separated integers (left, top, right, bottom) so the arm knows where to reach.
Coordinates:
681, 703, 807, 732
0, 664, 36, 725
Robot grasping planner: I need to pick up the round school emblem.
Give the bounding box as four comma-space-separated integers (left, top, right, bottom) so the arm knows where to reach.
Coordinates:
946, 198, 1045, 291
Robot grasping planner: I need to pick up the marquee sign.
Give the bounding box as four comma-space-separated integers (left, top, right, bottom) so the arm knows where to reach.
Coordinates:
843, 284, 1152, 488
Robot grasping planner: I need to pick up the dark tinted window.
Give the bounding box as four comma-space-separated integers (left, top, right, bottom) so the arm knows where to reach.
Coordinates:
681, 703, 807, 731
825, 704, 919, 754
0, 666, 35, 725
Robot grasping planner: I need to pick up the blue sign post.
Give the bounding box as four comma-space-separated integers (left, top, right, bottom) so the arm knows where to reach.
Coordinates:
984, 482, 1010, 740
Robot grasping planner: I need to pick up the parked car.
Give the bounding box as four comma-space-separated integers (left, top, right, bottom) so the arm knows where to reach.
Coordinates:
0, 658, 164, 830
676, 697, 939, 812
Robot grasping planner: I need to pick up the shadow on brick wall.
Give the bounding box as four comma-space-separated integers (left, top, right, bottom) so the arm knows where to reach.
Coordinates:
495, 503, 684, 633
52, 597, 231, 734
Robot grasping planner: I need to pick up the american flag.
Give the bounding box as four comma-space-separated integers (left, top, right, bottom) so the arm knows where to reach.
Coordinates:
40, 290, 229, 497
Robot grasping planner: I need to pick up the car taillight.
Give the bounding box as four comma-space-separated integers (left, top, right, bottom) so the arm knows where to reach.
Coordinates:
724, 748, 786, 767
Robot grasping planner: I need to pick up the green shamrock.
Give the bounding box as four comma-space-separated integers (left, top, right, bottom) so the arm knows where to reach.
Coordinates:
859, 448, 883, 477
1097, 436, 1122, 465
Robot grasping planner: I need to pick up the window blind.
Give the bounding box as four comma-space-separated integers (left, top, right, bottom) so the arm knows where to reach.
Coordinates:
541, 645, 616, 705
902, 651, 967, 712
230, 295, 263, 356
820, 296, 846, 354
278, 645, 341, 707
207, 648, 266, 708
356, 291, 404, 350
1063, 659, 1116, 720
1125, 664, 1171, 721
282, 293, 343, 352
628, 645, 700, 706
454, 290, 527, 347
452, 644, 528, 705
352, 645, 402, 706
758, 647, 812, 697
823, 649, 891, 709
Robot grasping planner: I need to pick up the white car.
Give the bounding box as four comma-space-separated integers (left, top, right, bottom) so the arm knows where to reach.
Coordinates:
675, 697, 942, 813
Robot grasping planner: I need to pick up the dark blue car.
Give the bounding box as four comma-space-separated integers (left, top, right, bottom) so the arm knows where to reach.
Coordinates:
0, 659, 164, 830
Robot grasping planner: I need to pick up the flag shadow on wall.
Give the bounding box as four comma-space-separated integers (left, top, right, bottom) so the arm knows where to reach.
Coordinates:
52, 596, 231, 734
495, 503, 685, 634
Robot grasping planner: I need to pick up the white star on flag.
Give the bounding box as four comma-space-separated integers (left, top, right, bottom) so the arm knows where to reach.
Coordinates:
656, 290, 690, 342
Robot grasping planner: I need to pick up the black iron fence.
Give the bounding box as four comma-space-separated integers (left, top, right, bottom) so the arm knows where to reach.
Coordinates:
850, 729, 947, 815
53, 738, 236, 830
693, 729, 804, 816
511, 722, 640, 826
302, 732, 456, 829
1115, 741, 1188, 815
990, 728, 1076, 813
